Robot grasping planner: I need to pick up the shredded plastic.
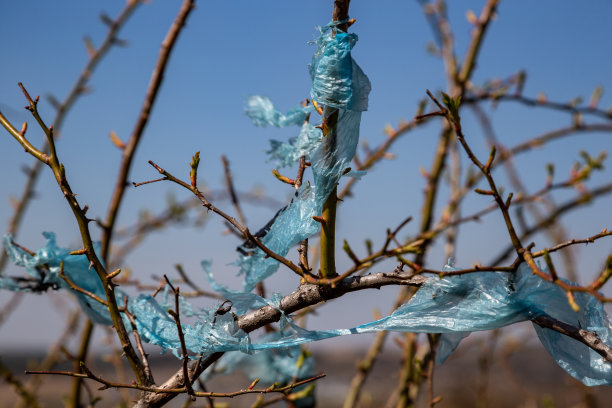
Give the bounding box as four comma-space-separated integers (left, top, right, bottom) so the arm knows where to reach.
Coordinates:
236, 264, 612, 386
239, 22, 370, 291
1, 233, 113, 325
202, 332, 315, 385
266, 123, 322, 168
245, 95, 313, 128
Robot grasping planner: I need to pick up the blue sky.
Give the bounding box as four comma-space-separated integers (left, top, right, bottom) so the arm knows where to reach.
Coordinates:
0, 1, 611, 349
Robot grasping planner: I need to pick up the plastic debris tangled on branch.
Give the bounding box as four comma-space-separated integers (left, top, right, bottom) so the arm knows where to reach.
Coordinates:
1, 21, 611, 389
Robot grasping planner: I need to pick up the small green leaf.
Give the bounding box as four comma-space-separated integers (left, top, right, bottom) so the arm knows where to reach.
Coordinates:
189, 151, 200, 188
441, 92, 462, 123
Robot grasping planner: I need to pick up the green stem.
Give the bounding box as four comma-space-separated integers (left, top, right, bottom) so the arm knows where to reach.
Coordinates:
318, 0, 350, 277
319, 105, 340, 279
320, 185, 338, 278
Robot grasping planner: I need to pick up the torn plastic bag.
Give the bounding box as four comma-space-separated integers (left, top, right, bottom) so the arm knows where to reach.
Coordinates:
238, 22, 370, 290
266, 123, 322, 168
245, 95, 313, 128
238, 264, 612, 386
237, 109, 363, 291
1, 232, 113, 325
202, 332, 315, 385
1, 233, 252, 357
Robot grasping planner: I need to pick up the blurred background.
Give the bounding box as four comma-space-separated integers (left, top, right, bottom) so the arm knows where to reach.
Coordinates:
1, 1, 611, 406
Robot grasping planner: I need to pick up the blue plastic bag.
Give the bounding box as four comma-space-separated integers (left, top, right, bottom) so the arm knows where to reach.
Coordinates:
239, 22, 371, 291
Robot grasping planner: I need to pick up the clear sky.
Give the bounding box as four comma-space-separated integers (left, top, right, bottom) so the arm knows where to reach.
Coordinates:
0, 1, 611, 349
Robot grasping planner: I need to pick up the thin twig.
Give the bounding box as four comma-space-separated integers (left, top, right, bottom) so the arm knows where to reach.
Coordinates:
139, 160, 305, 277
3, 82, 148, 384
164, 276, 196, 399
532, 315, 612, 363
122, 297, 154, 384
221, 155, 247, 226
26, 366, 326, 398
101, 0, 197, 262
464, 92, 612, 121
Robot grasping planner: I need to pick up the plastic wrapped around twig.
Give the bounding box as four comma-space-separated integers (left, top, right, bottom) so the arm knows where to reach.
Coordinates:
237, 22, 371, 290
309, 23, 371, 111
237, 109, 363, 291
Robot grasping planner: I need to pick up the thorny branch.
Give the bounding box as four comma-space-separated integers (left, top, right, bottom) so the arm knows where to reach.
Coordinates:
0, 83, 150, 385
0, 0, 142, 274
25, 366, 326, 399
137, 160, 307, 277
164, 276, 197, 400
421, 90, 612, 302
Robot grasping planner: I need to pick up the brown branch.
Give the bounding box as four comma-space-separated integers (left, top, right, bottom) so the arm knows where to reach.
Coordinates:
464, 92, 612, 121
0, 0, 140, 274
532, 315, 612, 363
457, 0, 500, 88
164, 276, 196, 399
110, 189, 282, 267
101, 0, 196, 262
134, 270, 426, 407
5, 83, 149, 385
139, 160, 305, 277
531, 229, 612, 258
490, 182, 612, 265
429, 122, 612, 255
221, 155, 247, 226
0, 111, 48, 163
122, 297, 155, 385
426, 90, 612, 304
377, 8, 499, 391
26, 365, 326, 399
58, 263, 109, 307
471, 103, 580, 280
